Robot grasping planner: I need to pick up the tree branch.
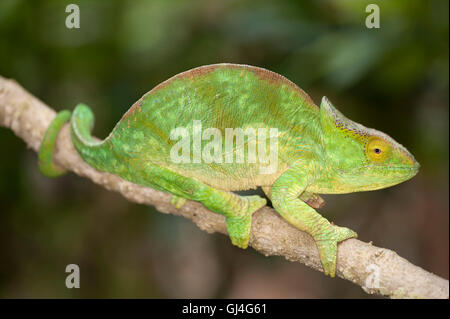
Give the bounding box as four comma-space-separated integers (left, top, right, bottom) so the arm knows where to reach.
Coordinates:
0, 75, 448, 299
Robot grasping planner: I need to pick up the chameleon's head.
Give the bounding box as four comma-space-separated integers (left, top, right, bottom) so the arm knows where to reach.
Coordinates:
320, 97, 420, 192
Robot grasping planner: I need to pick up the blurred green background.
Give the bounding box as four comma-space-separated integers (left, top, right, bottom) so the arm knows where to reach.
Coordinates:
0, 0, 448, 298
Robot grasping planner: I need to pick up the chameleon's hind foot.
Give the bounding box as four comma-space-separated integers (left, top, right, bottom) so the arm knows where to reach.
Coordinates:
170, 195, 187, 209
314, 225, 357, 277
226, 195, 266, 249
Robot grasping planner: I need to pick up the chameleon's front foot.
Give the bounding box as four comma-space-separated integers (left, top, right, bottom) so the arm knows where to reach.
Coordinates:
314, 225, 357, 277
226, 195, 266, 249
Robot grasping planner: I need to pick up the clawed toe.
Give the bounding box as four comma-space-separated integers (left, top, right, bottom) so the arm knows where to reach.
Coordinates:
170, 195, 187, 209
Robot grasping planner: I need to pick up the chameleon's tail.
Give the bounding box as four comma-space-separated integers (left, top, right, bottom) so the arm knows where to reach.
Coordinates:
39, 104, 108, 177
38, 110, 72, 177
70, 104, 111, 170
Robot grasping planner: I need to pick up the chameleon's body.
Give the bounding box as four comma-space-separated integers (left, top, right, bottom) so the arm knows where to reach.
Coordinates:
39, 64, 419, 277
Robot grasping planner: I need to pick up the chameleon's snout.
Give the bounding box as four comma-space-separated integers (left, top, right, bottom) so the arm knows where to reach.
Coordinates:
399, 147, 420, 174
394, 147, 420, 181
408, 161, 420, 179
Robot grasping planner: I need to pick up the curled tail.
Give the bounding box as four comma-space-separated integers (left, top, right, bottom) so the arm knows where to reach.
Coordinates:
39, 104, 105, 177
38, 110, 71, 177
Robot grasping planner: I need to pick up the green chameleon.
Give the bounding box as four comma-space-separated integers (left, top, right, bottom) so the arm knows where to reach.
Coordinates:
39, 63, 419, 277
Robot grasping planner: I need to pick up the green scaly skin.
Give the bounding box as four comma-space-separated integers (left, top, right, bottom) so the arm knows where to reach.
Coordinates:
39, 64, 420, 277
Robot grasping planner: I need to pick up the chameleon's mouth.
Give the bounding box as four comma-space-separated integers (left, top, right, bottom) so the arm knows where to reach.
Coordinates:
368, 164, 420, 185
386, 164, 420, 173
388, 161, 420, 175
346, 162, 420, 174
339, 162, 420, 187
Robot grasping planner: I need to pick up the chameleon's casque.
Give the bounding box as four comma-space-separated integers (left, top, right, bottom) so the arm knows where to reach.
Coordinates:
39, 63, 419, 277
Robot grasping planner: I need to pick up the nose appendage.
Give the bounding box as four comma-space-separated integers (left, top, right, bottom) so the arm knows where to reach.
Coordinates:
411, 160, 420, 177
399, 148, 420, 177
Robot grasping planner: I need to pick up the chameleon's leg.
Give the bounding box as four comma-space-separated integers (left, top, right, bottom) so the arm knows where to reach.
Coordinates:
270, 165, 357, 277
136, 164, 266, 248
262, 186, 325, 209
200, 188, 266, 248
38, 110, 72, 177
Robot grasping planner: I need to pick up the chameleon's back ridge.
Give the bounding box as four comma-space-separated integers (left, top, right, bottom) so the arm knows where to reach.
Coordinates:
39, 63, 420, 278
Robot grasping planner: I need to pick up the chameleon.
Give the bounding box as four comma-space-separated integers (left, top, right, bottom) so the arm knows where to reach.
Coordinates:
38, 63, 420, 277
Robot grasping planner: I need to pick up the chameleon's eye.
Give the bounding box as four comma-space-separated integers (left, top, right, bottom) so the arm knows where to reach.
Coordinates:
366, 137, 390, 163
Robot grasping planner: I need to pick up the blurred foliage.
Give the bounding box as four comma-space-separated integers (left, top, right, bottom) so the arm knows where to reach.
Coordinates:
0, 0, 448, 298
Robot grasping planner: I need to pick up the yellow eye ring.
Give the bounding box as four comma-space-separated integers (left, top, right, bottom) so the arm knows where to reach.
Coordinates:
366, 137, 391, 163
